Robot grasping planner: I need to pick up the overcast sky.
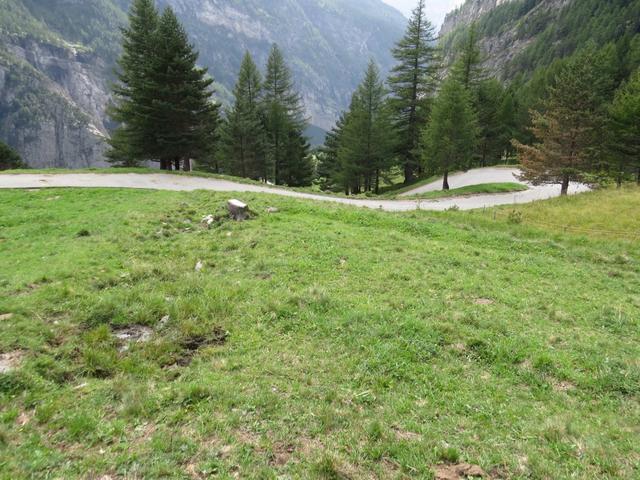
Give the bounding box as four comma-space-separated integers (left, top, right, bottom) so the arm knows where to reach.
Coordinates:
382, 0, 465, 27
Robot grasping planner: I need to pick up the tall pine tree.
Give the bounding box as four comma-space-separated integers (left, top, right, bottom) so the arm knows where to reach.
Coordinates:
607, 69, 640, 186
108, 0, 159, 165
387, 0, 439, 184
338, 61, 395, 194
514, 52, 604, 195
220, 52, 267, 179
319, 112, 348, 192
422, 77, 478, 190
476, 79, 506, 166
262, 44, 311, 186
139, 7, 216, 170
451, 23, 485, 90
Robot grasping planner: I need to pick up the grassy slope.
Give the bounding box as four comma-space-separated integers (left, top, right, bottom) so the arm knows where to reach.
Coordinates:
404, 182, 528, 200
0, 187, 639, 479
468, 186, 640, 241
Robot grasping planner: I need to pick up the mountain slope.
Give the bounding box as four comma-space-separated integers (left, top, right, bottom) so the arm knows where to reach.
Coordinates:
440, 0, 640, 81
0, 0, 406, 168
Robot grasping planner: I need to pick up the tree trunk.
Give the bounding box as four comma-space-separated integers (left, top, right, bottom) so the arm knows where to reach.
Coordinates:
617, 172, 623, 189
184, 158, 192, 172
174, 159, 180, 171
227, 199, 249, 221
404, 163, 414, 185
160, 159, 167, 170
375, 169, 380, 195
442, 170, 450, 191
560, 174, 570, 196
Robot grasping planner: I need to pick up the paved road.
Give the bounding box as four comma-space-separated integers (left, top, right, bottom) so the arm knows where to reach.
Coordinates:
401, 167, 530, 196
0, 170, 588, 212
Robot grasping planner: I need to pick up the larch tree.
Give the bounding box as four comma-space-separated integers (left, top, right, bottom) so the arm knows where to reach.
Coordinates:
108, 0, 159, 165
220, 52, 267, 179
476, 79, 506, 166
262, 44, 311, 186
422, 77, 478, 190
141, 7, 217, 171
513, 52, 603, 195
607, 69, 640, 186
387, 0, 440, 184
451, 23, 485, 91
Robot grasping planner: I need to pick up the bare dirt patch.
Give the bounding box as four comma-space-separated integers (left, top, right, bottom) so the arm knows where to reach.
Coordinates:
553, 380, 577, 392
269, 442, 296, 467
392, 427, 422, 441
298, 436, 324, 457
0, 313, 14, 321
0, 350, 25, 373
474, 298, 494, 306
16, 411, 32, 427
181, 327, 228, 353
113, 325, 153, 352
434, 463, 487, 479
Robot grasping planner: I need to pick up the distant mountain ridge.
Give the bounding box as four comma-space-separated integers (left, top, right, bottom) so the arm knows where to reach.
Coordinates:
0, 0, 406, 168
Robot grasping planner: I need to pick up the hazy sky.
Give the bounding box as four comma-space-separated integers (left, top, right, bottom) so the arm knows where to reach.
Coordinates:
382, 0, 465, 27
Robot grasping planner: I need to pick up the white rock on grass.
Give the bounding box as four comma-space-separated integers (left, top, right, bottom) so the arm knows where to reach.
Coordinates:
201, 214, 215, 227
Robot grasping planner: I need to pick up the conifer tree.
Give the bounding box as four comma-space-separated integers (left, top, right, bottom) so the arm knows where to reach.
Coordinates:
220, 52, 267, 179
513, 52, 604, 195
497, 89, 520, 161
108, 0, 159, 165
608, 69, 640, 186
338, 61, 395, 194
141, 7, 216, 170
0, 141, 24, 171
476, 79, 506, 166
262, 44, 311, 186
451, 23, 485, 90
422, 77, 478, 190
319, 112, 348, 191
196, 107, 222, 173
387, 0, 439, 184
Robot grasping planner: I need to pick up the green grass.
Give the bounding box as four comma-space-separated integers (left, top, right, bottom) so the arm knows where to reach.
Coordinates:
0, 187, 639, 478
378, 174, 442, 197
465, 185, 640, 241
404, 182, 528, 200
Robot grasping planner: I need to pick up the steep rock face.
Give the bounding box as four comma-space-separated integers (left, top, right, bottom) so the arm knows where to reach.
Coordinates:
440, 0, 511, 38
0, 39, 109, 168
439, 0, 571, 79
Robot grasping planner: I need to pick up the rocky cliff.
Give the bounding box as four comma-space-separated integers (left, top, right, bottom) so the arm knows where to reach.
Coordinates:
440, 0, 511, 38
439, 0, 572, 80
0, 0, 406, 168
0, 40, 110, 168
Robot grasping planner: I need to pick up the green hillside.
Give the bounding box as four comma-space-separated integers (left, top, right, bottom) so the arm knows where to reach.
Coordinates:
443, 0, 640, 81
1, 186, 638, 478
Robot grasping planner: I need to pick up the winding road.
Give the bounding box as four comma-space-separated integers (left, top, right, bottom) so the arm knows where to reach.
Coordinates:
0, 168, 588, 212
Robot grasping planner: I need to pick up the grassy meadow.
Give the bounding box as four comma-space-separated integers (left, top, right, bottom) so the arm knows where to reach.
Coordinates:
403, 183, 528, 200
0, 186, 639, 479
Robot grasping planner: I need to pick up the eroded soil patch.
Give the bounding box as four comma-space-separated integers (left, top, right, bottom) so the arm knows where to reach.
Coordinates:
0, 350, 25, 373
